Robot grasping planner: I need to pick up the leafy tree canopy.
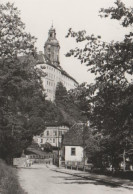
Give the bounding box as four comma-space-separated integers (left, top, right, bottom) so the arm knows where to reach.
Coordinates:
55, 82, 68, 104
66, 0, 133, 169
55, 82, 88, 126
0, 2, 47, 162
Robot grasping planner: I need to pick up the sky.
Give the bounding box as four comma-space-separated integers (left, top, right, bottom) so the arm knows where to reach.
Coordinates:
1, 0, 132, 84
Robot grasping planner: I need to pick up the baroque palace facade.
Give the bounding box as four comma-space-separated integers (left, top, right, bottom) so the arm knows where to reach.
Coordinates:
37, 25, 78, 101
34, 26, 78, 147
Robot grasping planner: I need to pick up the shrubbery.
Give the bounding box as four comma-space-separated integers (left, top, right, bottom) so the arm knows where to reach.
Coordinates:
0, 159, 26, 194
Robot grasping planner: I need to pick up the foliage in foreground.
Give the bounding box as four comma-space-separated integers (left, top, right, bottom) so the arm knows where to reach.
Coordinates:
66, 0, 133, 170
0, 159, 26, 194
0, 2, 47, 162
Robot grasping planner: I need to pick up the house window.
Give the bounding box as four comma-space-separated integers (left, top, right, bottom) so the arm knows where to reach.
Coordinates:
46, 131, 49, 136
40, 139, 43, 143
53, 139, 55, 143
53, 131, 57, 136
71, 148, 76, 156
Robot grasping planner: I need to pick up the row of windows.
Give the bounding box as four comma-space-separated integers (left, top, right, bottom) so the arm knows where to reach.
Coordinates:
46, 65, 55, 71
47, 73, 61, 83
47, 126, 68, 130
47, 81, 55, 87
29, 155, 52, 159
46, 65, 75, 83
47, 73, 55, 79
62, 81, 74, 88
46, 130, 63, 136
46, 79, 74, 90
47, 73, 59, 79
46, 89, 53, 93
46, 66, 60, 74
40, 138, 56, 144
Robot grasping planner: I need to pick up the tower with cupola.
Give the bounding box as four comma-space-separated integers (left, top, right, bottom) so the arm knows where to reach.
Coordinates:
44, 25, 60, 66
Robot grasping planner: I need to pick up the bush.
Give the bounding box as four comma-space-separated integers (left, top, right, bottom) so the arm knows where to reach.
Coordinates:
0, 159, 26, 194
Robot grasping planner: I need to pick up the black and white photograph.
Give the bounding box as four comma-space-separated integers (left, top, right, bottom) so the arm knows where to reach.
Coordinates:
0, 0, 133, 193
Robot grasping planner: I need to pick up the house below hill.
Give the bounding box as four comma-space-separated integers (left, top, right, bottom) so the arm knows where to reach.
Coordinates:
34, 125, 69, 148
62, 123, 86, 165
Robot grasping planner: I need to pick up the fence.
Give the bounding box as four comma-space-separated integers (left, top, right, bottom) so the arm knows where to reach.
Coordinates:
13, 156, 53, 167
31, 158, 53, 164
65, 161, 93, 171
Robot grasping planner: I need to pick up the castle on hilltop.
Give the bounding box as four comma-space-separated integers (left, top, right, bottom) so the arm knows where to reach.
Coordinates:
37, 25, 78, 101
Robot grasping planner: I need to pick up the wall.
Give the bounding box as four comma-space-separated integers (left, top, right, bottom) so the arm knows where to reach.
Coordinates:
40, 62, 78, 101
65, 146, 83, 162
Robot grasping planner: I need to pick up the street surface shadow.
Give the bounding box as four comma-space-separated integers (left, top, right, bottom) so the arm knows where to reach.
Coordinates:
53, 175, 120, 188
18, 167, 42, 170
61, 180, 120, 188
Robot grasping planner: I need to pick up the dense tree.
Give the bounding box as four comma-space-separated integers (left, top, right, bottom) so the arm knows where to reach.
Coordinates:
41, 142, 53, 152
43, 99, 65, 126
55, 82, 68, 103
67, 82, 91, 119
55, 82, 87, 126
66, 0, 133, 170
0, 2, 46, 163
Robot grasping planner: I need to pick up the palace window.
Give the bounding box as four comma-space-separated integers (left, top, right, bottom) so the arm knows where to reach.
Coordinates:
59, 131, 62, 136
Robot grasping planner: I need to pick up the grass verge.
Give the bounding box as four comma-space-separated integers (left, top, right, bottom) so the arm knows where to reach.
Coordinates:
0, 159, 26, 194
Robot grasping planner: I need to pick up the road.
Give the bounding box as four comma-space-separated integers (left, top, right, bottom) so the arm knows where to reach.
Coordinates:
18, 164, 132, 194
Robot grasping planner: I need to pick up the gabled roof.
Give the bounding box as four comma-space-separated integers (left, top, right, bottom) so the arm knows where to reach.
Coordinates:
63, 123, 84, 146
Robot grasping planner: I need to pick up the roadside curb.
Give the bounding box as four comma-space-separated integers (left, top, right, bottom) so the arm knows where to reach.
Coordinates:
51, 169, 133, 190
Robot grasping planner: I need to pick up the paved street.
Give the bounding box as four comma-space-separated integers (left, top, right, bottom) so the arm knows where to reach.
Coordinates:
18, 164, 132, 194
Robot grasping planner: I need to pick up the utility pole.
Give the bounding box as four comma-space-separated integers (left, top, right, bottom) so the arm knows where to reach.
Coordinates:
123, 149, 126, 172
83, 122, 87, 166
58, 126, 60, 167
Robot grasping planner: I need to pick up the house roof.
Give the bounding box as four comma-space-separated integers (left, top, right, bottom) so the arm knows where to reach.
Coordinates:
18, 53, 78, 85
19, 52, 78, 84
36, 53, 51, 64
37, 53, 78, 84
63, 123, 84, 146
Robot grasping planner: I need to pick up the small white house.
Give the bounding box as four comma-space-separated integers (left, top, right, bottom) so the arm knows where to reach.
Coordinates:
62, 123, 85, 164
65, 146, 84, 162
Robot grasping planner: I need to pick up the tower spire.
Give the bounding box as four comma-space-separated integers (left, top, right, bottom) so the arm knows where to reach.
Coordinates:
51, 20, 53, 28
